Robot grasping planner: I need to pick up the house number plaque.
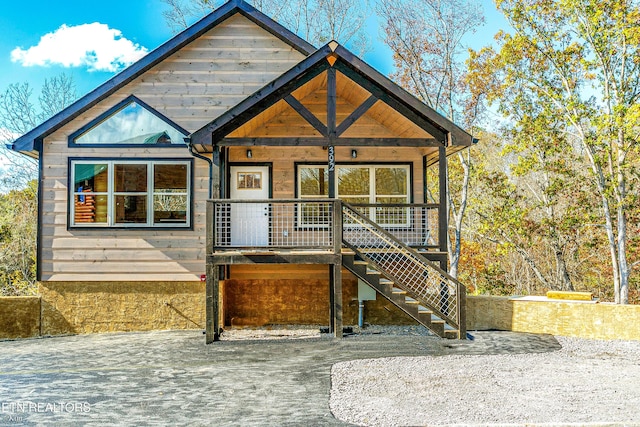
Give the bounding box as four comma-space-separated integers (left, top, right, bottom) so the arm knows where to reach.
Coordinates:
328, 146, 335, 172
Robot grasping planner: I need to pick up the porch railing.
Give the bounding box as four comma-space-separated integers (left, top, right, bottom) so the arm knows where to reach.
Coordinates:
210, 199, 335, 250
345, 203, 439, 249
208, 199, 439, 251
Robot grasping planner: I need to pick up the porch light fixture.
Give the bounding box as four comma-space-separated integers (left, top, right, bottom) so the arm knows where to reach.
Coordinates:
246, 149, 252, 158
351, 149, 357, 159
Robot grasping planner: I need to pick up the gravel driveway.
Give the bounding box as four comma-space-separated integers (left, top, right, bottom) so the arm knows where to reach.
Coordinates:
1, 327, 636, 426
330, 336, 640, 426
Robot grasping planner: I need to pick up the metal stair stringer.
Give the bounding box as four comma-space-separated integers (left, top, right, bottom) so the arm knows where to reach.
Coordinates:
341, 202, 466, 340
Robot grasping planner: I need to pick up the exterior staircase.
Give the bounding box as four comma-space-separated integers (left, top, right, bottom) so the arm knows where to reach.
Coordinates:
341, 203, 466, 339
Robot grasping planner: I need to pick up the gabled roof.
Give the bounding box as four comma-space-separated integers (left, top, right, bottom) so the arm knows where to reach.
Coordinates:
8, 0, 315, 158
190, 42, 474, 151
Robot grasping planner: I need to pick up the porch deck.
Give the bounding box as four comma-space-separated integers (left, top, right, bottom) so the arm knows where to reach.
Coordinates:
205, 199, 466, 342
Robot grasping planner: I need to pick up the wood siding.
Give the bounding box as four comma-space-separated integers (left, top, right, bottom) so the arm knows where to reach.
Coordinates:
228, 145, 428, 201
40, 14, 306, 281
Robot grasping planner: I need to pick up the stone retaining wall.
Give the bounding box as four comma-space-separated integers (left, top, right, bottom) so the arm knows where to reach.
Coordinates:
0, 296, 41, 339
2, 291, 640, 340
40, 282, 205, 335
467, 295, 640, 340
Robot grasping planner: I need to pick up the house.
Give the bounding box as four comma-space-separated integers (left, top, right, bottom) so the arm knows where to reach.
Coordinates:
10, 0, 473, 342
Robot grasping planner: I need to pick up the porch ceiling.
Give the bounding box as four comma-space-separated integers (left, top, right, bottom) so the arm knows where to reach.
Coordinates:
227, 70, 431, 140
189, 42, 475, 154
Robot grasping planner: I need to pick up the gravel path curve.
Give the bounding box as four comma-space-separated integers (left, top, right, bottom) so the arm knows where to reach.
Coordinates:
330, 337, 640, 426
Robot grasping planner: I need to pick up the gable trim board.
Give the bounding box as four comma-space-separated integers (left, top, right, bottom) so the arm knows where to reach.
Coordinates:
9, 0, 315, 157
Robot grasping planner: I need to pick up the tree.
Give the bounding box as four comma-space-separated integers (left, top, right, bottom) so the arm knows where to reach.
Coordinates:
472, 131, 594, 292
376, 0, 485, 278
0, 180, 37, 295
161, 0, 371, 53
0, 73, 77, 190
471, 0, 640, 303
0, 73, 77, 295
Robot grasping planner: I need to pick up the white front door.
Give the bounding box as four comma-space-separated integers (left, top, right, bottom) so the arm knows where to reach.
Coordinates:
230, 165, 270, 246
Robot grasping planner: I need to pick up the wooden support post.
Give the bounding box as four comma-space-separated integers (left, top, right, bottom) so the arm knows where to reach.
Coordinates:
206, 200, 213, 257
328, 146, 335, 198
330, 199, 343, 338
212, 147, 221, 198
329, 263, 343, 338
437, 145, 452, 318
220, 147, 227, 198
438, 145, 448, 258
327, 67, 336, 138
422, 155, 428, 204
457, 283, 467, 340
205, 259, 221, 344
327, 67, 337, 200
205, 200, 215, 344
327, 66, 341, 338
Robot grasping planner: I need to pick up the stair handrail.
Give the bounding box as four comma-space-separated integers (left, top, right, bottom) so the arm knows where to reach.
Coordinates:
341, 201, 465, 331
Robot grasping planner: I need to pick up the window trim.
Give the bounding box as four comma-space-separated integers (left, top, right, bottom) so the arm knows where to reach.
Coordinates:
68, 157, 194, 230
67, 95, 190, 148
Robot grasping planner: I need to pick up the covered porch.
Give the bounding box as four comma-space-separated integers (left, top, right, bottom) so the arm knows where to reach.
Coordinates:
189, 41, 474, 343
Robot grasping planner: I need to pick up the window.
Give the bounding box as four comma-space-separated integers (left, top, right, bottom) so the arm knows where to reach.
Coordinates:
71, 160, 191, 227
298, 166, 330, 226
299, 166, 328, 198
237, 172, 262, 189
69, 96, 188, 146
298, 164, 410, 226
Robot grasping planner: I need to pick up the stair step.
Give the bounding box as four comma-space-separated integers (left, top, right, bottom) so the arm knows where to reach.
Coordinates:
417, 305, 432, 314
444, 329, 459, 339
444, 324, 460, 339
430, 315, 445, 325
341, 243, 464, 340
429, 321, 445, 336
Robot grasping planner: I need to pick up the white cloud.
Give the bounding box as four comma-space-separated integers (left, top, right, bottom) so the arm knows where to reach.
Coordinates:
11, 22, 148, 72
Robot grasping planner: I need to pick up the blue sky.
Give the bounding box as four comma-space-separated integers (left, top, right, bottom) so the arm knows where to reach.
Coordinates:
0, 0, 173, 95
0, 0, 509, 181
0, 0, 509, 97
